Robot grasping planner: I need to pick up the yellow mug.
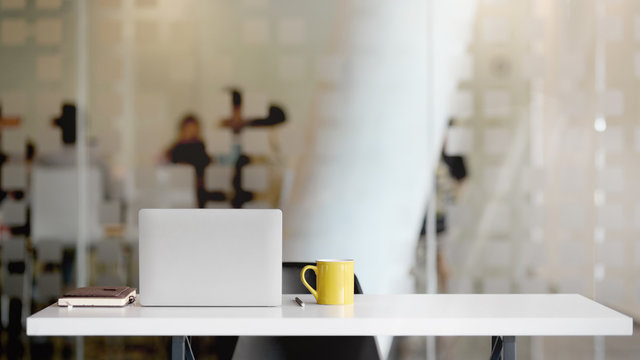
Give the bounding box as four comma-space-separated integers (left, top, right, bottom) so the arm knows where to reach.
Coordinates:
301, 259, 354, 305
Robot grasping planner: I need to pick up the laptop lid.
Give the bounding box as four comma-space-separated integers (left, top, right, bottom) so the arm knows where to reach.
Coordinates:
139, 209, 282, 306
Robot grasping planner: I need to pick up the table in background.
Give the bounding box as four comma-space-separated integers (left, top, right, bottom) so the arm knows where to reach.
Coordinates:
27, 294, 633, 360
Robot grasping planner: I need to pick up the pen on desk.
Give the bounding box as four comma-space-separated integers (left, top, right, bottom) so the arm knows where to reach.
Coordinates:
294, 297, 305, 308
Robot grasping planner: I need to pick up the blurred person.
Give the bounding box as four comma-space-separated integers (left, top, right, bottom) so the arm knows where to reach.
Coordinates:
165, 114, 224, 208
165, 114, 211, 174
422, 119, 468, 293
217, 89, 287, 208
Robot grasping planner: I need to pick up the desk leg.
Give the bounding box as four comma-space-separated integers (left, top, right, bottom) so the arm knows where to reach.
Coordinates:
172, 336, 185, 360
503, 336, 516, 360
491, 336, 503, 360
490, 336, 516, 360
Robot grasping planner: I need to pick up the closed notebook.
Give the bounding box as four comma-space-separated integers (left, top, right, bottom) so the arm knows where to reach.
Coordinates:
57, 286, 137, 307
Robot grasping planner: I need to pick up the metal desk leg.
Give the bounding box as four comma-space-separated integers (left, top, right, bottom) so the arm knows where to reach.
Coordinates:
490, 336, 516, 360
503, 336, 516, 360
172, 336, 185, 360
491, 336, 503, 360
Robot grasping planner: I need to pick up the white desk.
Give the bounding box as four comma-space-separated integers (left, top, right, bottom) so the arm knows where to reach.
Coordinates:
27, 294, 632, 360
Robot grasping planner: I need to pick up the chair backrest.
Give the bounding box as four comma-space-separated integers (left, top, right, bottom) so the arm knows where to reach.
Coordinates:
156, 164, 194, 188
31, 166, 102, 244
135, 165, 196, 208
231, 264, 377, 360
126, 163, 204, 224
282, 262, 363, 295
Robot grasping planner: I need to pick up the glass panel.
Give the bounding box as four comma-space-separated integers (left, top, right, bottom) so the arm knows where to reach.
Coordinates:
2, 0, 638, 359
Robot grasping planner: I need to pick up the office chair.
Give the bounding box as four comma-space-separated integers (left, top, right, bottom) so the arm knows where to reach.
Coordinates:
230, 262, 380, 360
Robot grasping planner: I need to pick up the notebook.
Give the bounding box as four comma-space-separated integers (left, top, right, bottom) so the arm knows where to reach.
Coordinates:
57, 286, 137, 307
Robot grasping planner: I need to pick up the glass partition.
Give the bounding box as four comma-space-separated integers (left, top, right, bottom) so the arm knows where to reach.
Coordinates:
0, 0, 638, 359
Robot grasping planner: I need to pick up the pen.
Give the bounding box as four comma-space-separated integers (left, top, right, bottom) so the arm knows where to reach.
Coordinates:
294, 297, 305, 308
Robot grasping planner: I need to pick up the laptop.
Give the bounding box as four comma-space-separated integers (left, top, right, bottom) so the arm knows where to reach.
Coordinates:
138, 209, 282, 306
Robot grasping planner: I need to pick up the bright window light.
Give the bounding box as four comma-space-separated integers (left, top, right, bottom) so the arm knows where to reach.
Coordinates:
594, 117, 607, 132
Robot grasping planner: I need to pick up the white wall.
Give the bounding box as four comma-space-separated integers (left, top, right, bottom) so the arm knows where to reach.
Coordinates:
284, 0, 478, 295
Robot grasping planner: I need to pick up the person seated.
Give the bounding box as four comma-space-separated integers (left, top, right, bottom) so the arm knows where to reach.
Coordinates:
165, 115, 226, 207
165, 115, 211, 176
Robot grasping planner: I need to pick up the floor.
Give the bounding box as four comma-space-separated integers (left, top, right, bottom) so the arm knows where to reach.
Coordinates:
386, 236, 640, 360
389, 330, 640, 360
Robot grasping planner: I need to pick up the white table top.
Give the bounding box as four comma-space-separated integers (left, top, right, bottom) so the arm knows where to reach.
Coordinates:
27, 294, 632, 337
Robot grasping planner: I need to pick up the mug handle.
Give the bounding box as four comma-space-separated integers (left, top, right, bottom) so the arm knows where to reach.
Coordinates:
300, 265, 318, 301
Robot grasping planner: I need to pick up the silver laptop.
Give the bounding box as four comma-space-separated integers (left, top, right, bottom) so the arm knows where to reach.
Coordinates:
138, 209, 282, 306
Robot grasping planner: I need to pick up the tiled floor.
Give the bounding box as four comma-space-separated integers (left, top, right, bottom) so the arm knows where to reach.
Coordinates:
387, 237, 639, 360
389, 330, 640, 360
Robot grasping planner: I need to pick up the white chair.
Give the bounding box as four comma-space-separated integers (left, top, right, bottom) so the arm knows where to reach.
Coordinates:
133, 165, 196, 209
155, 164, 196, 208
30, 166, 103, 245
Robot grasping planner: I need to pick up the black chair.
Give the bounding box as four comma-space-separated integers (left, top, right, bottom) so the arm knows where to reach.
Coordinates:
281, 261, 363, 294
230, 262, 380, 360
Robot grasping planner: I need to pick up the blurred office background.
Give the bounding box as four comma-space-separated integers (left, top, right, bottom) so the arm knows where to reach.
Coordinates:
0, 0, 639, 359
